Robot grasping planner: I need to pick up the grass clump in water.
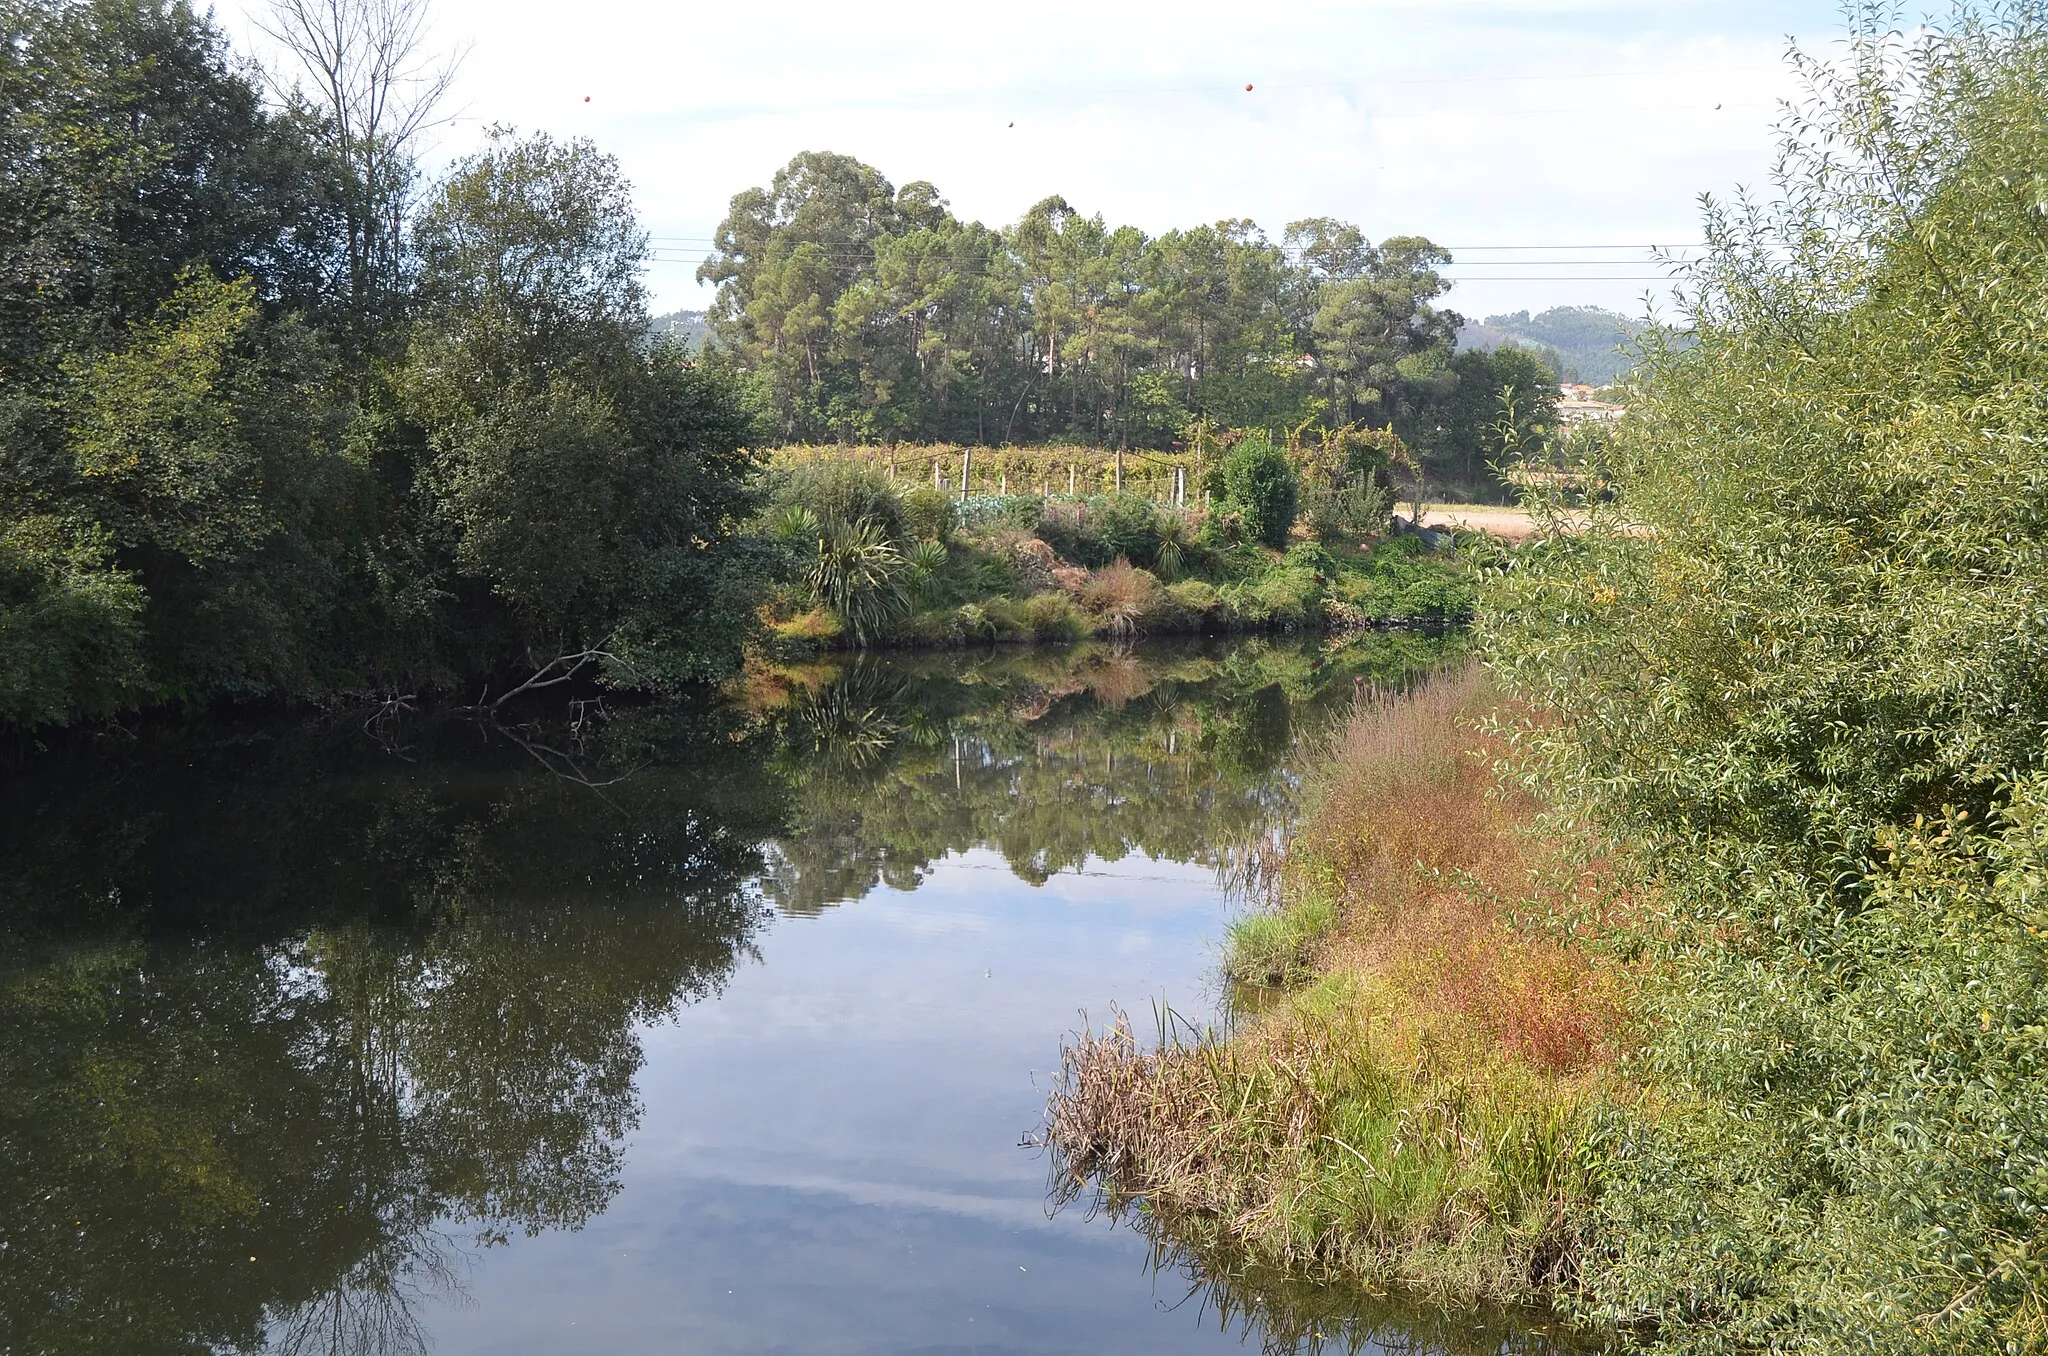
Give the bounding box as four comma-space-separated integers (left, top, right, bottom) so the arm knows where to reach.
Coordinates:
1047, 663, 1628, 1307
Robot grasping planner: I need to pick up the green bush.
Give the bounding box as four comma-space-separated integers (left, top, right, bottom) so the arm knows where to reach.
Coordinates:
1301, 478, 1389, 543
1217, 435, 1299, 549
896, 486, 955, 542
993, 494, 1045, 531
0, 519, 147, 726
1033, 494, 1167, 569
774, 461, 905, 541
1164, 578, 1226, 627
1483, 9, 2048, 1349
1094, 494, 1164, 566
1019, 591, 1086, 641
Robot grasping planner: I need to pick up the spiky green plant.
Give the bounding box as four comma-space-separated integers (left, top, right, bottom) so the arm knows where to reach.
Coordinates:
904, 537, 949, 607
806, 518, 908, 645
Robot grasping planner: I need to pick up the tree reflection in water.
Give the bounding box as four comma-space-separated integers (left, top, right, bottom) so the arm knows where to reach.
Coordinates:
0, 633, 1460, 1355
749, 634, 1458, 913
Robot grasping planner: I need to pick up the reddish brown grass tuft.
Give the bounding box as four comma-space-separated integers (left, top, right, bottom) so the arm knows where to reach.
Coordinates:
1078, 559, 1166, 637
1300, 664, 1624, 1074
1043, 661, 1635, 1304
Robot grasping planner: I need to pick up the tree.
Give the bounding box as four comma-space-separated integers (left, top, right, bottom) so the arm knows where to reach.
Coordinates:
1483, 5, 2048, 1346
258, 0, 462, 359
697, 151, 906, 440
1302, 235, 1460, 429
0, 1, 354, 713
1216, 434, 1299, 549
1398, 343, 1559, 501
404, 128, 764, 685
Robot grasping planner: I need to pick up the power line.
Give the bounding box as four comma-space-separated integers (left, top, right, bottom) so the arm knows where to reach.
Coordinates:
648, 237, 1712, 251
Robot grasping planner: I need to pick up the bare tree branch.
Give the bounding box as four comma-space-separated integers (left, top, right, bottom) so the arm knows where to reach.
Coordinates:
256, 0, 466, 341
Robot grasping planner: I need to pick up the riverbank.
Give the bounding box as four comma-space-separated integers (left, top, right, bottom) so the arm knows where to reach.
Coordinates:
756, 459, 1481, 654
1044, 664, 1628, 1308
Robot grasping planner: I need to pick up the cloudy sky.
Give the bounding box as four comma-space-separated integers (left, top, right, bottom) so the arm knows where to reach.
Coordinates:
223, 0, 1853, 321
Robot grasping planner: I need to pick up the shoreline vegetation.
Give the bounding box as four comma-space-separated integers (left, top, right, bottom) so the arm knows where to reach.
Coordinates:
1045, 665, 1623, 1308
1044, 7, 2048, 1353
0, 0, 1577, 736
753, 432, 1484, 655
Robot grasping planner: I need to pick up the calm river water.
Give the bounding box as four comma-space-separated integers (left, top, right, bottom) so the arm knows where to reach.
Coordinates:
0, 635, 1581, 1356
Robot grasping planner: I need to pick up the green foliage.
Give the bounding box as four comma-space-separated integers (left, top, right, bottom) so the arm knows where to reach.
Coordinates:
1482, 7, 2048, 1348
0, 519, 145, 725
1301, 480, 1390, 543
403, 127, 764, 686
805, 518, 908, 645
1216, 435, 1299, 549
0, 9, 767, 726
1397, 345, 1561, 503
700, 154, 1464, 446
1018, 590, 1086, 640
898, 485, 957, 541
1094, 494, 1165, 567
767, 460, 906, 542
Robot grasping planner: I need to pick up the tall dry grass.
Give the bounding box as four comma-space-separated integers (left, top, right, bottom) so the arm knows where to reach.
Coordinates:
1044, 662, 1630, 1308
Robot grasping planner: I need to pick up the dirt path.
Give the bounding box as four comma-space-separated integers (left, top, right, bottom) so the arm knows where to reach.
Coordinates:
1417, 505, 1548, 542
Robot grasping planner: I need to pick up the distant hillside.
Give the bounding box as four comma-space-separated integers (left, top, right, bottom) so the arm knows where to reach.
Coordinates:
1457, 306, 1647, 385
649, 309, 708, 350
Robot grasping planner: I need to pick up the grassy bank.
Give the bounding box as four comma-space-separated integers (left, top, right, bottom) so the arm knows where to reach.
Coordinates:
755, 456, 1477, 654
1044, 664, 1627, 1307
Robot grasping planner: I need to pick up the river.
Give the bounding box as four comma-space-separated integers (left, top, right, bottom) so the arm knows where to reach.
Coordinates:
0, 634, 1581, 1355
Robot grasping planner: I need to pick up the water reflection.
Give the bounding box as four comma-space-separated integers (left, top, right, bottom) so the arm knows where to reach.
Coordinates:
0, 633, 1534, 1356
751, 638, 1426, 911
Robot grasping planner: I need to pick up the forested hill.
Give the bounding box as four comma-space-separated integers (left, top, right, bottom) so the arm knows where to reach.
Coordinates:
650, 309, 708, 348
694, 151, 1558, 467
1457, 306, 1646, 384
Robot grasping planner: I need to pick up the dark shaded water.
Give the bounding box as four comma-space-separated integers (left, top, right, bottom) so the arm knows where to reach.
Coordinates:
0, 635, 1581, 1355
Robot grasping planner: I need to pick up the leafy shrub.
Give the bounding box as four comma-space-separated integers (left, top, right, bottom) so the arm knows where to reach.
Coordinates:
898, 485, 956, 542
1031, 502, 1092, 564
1165, 578, 1226, 627
1234, 563, 1321, 628
1483, 10, 2048, 1348
1196, 508, 1246, 549
1217, 435, 1299, 549
1301, 478, 1389, 542
0, 520, 146, 726
994, 494, 1045, 531
1095, 494, 1164, 566
1020, 591, 1087, 641
770, 461, 904, 541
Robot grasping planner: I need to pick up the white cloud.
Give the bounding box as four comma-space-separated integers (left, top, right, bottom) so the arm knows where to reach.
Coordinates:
222, 0, 1852, 320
